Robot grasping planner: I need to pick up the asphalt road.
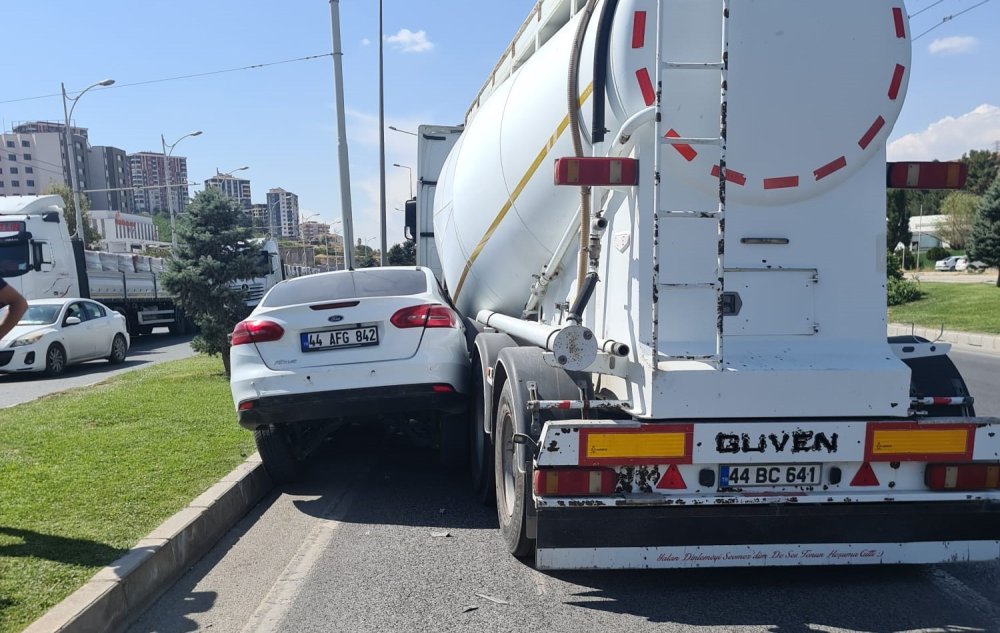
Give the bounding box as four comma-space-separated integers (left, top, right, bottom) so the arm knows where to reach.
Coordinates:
129, 349, 1000, 633
0, 330, 197, 408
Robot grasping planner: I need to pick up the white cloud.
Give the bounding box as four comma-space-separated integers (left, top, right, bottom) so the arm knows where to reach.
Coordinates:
887, 104, 1000, 161
361, 38, 371, 47
928, 36, 978, 56
385, 28, 434, 53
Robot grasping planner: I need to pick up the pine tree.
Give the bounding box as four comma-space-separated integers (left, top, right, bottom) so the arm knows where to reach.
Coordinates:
967, 174, 1000, 287
161, 188, 260, 370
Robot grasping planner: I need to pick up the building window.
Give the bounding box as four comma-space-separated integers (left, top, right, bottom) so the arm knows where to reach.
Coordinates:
24, 167, 32, 174
26, 179, 34, 187
7, 154, 15, 161
22, 153, 31, 160
5, 141, 13, 148
9, 167, 17, 174
11, 180, 19, 187
21, 140, 30, 148
0, 182, 4, 187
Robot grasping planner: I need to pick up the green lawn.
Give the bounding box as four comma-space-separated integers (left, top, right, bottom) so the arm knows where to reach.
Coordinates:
0, 355, 252, 633
889, 281, 1000, 334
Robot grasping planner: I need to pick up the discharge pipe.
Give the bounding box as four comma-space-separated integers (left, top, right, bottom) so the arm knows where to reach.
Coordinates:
477, 310, 597, 371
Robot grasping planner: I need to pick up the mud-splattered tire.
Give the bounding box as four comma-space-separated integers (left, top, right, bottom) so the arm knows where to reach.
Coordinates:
494, 381, 534, 558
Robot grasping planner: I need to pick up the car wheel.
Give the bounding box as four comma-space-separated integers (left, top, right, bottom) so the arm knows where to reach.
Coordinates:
493, 381, 534, 558
254, 425, 304, 484
107, 334, 128, 364
470, 368, 495, 504
438, 411, 469, 471
44, 344, 67, 376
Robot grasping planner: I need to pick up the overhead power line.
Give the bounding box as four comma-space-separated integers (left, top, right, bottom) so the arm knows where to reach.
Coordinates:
910, 0, 948, 18
913, 0, 993, 40
0, 53, 333, 106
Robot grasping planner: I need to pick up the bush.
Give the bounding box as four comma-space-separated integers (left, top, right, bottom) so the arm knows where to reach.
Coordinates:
887, 277, 921, 306
886, 251, 904, 280
924, 246, 952, 263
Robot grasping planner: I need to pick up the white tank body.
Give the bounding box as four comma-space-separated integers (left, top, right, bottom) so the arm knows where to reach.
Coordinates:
434, 0, 910, 322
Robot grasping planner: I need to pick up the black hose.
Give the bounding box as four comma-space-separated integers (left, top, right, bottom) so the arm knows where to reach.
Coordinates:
568, 271, 599, 324
592, 0, 620, 143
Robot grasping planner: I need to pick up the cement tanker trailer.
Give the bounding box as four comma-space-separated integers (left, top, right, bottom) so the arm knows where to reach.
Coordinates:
412, 0, 999, 569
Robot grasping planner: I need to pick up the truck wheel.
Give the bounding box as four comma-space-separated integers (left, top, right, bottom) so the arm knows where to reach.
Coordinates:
471, 366, 495, 504
107, 335, 128, 364
254, 425, 304, 484
438, 411, 469, 471
44, 344, 67, 376
494, 381, 534, 558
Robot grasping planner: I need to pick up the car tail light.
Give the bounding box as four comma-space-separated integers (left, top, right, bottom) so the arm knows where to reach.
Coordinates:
533, 468, 617, 496
926, 464, 1000, 491
231, 320, 285, 346
390, 304, 458, 329
238, 400, 256, 411
431, 384, 454, 393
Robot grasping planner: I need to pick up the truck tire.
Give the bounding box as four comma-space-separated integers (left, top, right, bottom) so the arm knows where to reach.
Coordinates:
107, 335, 128, 364
254, 425, 304, 484
438, 411, 469, 471
494, 381, 534, 558
44, 344, 67, 376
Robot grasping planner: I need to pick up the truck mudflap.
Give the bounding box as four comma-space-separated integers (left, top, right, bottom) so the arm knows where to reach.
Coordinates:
532, 418, 1000, 569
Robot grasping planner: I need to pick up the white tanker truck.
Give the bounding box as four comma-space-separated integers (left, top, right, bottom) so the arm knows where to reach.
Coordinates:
408, 0, 1000, 569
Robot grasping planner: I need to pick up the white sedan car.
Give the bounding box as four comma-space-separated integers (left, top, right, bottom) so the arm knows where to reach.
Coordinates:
230, 267, 470, 482
0, 298, 130, 375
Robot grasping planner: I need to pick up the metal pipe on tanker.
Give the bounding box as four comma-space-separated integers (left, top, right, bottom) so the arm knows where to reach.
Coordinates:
476, 310, 598, 371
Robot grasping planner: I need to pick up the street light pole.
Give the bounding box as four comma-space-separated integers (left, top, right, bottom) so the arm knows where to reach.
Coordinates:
61, 78, 115, 241
161, 130, 202, 251
378, 0, 387, 265
387, 125, 417, 137
392, 163, 413, 198
330, 0, 357, 270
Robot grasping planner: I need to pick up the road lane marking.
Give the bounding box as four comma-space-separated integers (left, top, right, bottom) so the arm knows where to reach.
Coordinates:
926, 567, 1000, 622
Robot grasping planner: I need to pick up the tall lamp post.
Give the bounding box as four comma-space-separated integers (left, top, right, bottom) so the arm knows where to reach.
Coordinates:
62, 78, 115, 241
392, 163, 413, 198
387, 125, 417, 137
378, 0, 387, 265
162, 130, 203, 250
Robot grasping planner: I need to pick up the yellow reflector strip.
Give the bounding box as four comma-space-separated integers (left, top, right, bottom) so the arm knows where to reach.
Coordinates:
586, 432, 687, 460
870, 429, 969, 456
987, 466, 1000, 489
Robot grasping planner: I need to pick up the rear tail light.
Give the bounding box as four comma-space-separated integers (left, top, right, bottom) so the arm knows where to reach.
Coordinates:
389, 304, 458, 329
231, 320, 285, 346
431, 384, 454, 393
926, 464, 1000, 491
533, 468, 617, 496
238, 400, 256, 411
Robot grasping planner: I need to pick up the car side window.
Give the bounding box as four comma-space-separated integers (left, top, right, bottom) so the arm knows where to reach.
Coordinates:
65, 302, 87, 324
82, 302, 105, 320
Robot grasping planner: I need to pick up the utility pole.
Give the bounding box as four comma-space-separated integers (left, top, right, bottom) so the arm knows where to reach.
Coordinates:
330, 0, 357, 270
378, 0, 387, 265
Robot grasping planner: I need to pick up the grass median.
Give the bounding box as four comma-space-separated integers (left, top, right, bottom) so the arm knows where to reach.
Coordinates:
0, 354, 252, 633
889, 281, 1000, 334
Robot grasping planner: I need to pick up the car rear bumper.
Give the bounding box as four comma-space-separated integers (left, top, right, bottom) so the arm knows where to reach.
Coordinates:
534, 500, 1000, 569
236, 384, 466, 429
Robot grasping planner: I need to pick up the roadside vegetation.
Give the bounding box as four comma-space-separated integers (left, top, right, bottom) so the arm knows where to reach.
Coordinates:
889, 282, 1000, 334
0, 355, 250, 633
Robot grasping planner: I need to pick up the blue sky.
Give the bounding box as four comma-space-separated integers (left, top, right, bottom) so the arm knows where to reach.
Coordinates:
1, 1, 998, 247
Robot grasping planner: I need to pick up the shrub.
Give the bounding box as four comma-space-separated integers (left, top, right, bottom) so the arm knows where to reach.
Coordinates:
924, 246, 952, 263
886, 251, 904, 280
887, 277, 921, 306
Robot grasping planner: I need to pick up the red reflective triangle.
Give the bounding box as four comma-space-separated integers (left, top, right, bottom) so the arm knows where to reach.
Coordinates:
656, 464, 687, 490
850, 462, 879, 487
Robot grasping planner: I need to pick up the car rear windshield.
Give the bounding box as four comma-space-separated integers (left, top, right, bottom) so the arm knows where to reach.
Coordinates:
261, 270, 427, 307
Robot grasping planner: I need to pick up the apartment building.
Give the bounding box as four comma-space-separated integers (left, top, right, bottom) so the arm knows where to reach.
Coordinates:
205, 171, 252, 209
265, 188, 300, 238
129, 152, 189, 214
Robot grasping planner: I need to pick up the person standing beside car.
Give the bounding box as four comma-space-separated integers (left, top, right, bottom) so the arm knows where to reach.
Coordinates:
0, 277, 29, 340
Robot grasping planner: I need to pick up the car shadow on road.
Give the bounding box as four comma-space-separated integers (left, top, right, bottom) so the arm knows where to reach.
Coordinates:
0, 358, 151, 383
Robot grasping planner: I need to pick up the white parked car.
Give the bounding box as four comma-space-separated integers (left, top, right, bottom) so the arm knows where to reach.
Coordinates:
229, 267, 470, 482
0, 298, 130, 375
934, 255, 963, 271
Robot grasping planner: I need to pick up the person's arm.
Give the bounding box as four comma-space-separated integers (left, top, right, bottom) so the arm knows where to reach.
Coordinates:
0, 281, 28, 341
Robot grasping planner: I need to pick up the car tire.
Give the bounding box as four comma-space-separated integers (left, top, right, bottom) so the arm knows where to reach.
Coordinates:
438, 412, 469, 471
493, 381, 534, 558
471, 368, 495, 505
254, 425, 304, 484
44, 344, 67, 376
107, 334, 128, 364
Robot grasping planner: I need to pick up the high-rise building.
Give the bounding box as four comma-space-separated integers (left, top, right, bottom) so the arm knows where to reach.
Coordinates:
266, 188, 300, 238
87, 146, 132, 213
0, 130, 66, 196
11, 121, 90, 193
299, 220, 331, 244
248, 203, 270, 233
129, 152, 189, 214
205, 171, 252, 209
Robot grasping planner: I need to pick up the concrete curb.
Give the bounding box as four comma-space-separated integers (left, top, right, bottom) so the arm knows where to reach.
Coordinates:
889, 322, 1000, 354
24, 454, 274, 633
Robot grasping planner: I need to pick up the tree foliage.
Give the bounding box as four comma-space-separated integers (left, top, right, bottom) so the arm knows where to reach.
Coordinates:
354, 239, 380, 268
962, 150, 1000, 197
387, 241, 417, 266
886, 189, 910, 250
968, 174, 1000, 287
160, 188, 260, 364
43, 183, 100, 248
938, 191, 980, 250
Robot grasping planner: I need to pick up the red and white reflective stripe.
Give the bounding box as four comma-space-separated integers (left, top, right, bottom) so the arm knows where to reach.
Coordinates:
813, 156, 847, 181
911, 396, 973, 407
665, 129, 697, 162
892, 7, 906, 38
859, 116, 886, 150
631, 11, 647, 49
888, 64, 906, 100
635, 68, 655, 106
710, 164, 747, 186
763, 176, 799, 190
